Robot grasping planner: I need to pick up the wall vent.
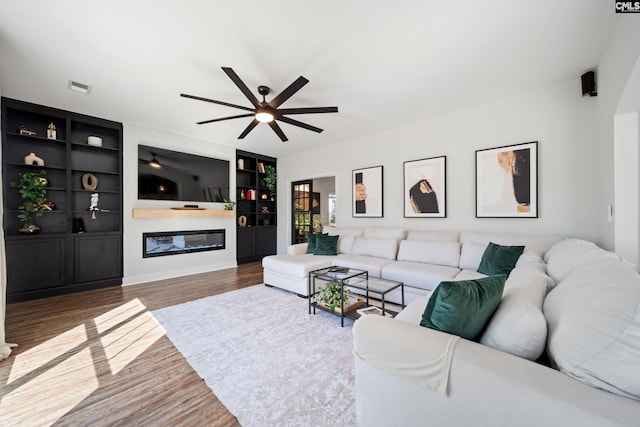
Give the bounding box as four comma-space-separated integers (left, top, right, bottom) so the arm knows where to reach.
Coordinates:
68, 80, 92, 94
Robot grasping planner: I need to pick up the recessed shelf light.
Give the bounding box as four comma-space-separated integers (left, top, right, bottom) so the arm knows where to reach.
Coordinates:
68, 80, 92, 95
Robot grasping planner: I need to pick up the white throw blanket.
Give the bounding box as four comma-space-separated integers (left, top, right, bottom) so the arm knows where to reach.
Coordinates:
352, 314, 459, 395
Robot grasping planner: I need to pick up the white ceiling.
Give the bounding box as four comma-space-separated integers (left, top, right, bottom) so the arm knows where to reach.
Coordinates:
0, 1, 615, 159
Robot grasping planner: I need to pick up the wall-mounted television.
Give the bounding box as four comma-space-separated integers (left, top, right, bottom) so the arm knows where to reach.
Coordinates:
138, 144, 230, 202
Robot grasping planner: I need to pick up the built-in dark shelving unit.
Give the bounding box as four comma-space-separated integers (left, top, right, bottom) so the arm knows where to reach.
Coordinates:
236, 149, 277, 264
1, 97, 123, 302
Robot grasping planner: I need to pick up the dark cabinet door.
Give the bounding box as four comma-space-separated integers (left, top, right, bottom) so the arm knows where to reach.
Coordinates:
74, 235, 122, 283
5, 237, 66, 295
258, 227, 277, 257
237, 228, 257, 262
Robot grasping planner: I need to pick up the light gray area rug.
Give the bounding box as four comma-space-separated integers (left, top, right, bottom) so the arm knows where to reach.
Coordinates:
152, 285, 356, 426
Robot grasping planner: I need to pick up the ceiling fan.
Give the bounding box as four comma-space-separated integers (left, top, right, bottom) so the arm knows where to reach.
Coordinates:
180, 67, 338, 142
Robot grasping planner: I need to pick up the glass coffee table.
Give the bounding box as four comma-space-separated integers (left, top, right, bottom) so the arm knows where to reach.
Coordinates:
309, 266, 405, 327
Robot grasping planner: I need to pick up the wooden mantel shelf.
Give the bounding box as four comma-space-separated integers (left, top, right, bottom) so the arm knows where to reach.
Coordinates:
132, 209, 235, 218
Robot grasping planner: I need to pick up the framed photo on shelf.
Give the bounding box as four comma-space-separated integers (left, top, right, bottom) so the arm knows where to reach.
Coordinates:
352, 165, 383, 217
403, 156, 446, 218
475, 141, 538, 218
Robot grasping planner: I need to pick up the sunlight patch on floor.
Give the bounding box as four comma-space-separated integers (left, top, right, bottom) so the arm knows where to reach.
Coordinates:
7, 324, 87, 385
100, 310, 166, 375
0, 348, 98, 426
94, 298, 147, 334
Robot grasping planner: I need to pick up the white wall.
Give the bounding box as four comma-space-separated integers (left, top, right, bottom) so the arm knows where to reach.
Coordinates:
596, 17, 640, 251
614, 112, 639, 266
122, 124, 237, 285
275, 77, 599, 253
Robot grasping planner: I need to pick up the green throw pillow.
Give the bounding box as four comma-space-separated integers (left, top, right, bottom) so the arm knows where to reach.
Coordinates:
306, 233, 327, 254
420, 275, 506, 341
477, 242, 524, 276
314, 234, 339, 256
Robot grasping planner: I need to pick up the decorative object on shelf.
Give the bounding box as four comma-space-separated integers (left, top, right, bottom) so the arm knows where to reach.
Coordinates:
261, 193, 268, 200
352, 165, 383, 218
24, 152, 44, 166
43, 201, 57, 211
17, 125, 37, 136
261, 206, 270, 214
258, 162, 265, 173
15, 170, 48, 234
73, 218, 86, 233
265, 165, 276, 199
240, 190, 245, 200
238, 215, 247, 227
475, 141, 538, 218
237, 158, 244, 170
403, 156, 446, 218
87, 135, 103, 147
81, 173, 99, 191
89, 192, 99, 219
224, 199, 236, 210
47, 122, 56, 140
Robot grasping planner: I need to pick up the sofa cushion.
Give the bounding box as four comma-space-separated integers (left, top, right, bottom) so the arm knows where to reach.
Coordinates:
479, 264, 552, 360
381, 261, 460, 292
396, 240, 460, 268
477, 242, 524, 276
337, 235, 355, 254
262, 254, 334, 278
333, 254, 395, 277
363, 227, 406, 239
543, 238, 622, 284
544, 259, 640, 400
323, 226, 363, 237
406, 230, 459, 242
420, 275, 506, 341
460, 231, 561, 257
395, 294, 431, 324
458, 242, 488, 270
314, 234, 339, 256
351, 237, 399, 260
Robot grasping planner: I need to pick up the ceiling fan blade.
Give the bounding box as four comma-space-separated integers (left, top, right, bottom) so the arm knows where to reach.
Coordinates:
268, 121, 289, 142
180, 93, 254, 112
197, 113, 254, 125
277, 116, 323, 133
277, 106, 338, 115
238, 119, 260, 139
268, 76, 309, 108
221, 67, 262, 109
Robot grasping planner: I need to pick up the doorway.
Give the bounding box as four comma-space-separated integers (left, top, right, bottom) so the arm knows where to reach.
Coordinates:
291, 176, 336, 244
292, 180, 313, 244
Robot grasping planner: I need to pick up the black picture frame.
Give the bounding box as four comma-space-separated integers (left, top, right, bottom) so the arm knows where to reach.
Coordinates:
403, 156, 446, 218
352, 165, 383, 217
475, 141, 538, 218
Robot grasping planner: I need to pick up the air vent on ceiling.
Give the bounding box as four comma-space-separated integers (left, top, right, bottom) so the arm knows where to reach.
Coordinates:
68, 80, 92, 94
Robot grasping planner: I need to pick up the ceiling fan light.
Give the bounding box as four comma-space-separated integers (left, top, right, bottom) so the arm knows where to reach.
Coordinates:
149, 153, 161, 168
255, 111, 274, 123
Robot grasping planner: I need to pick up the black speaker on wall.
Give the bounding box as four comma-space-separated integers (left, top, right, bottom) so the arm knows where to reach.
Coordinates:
581, 71, 597, 97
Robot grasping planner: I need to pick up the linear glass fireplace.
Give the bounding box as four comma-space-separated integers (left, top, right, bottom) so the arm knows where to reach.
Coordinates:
143, 229, 225, 258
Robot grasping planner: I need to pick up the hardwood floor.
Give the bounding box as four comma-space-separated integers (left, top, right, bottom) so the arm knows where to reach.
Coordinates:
0, 262, 264, 426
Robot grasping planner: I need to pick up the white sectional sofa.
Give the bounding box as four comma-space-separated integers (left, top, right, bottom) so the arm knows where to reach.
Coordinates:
262, 226, 560, 304
352, 237, 640, 426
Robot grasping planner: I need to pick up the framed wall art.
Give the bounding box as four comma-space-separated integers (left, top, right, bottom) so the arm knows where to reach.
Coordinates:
475, 141, 538, 218
403, 156, 446, 218
352, 165, 383, 217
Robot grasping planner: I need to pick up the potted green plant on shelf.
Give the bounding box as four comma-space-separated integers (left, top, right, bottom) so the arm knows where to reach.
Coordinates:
264, 165, 277, 200
16, 170, 48, 234
223, 199, 236, 210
